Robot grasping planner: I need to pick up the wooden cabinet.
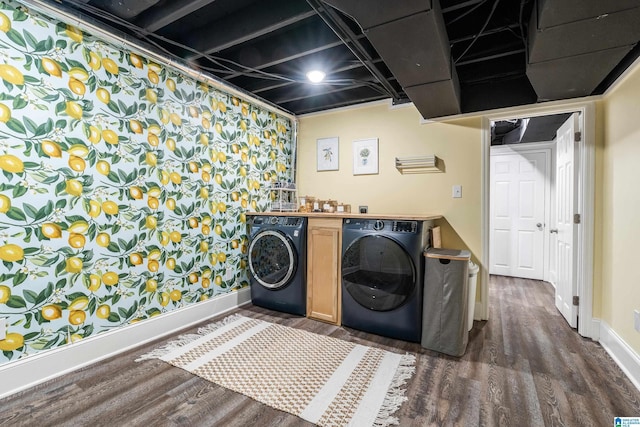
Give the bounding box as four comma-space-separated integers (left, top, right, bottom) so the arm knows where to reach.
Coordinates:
306, 218, 342, 324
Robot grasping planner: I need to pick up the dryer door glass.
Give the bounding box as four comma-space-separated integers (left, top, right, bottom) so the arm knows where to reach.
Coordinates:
342, 235, 416, 311
249, 230, 296, 289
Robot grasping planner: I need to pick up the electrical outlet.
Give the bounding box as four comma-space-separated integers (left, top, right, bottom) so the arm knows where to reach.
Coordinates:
634, 310, 640, 333
0, 317, 6, 340
359, 205, 368, 214
452, 185, 462, 198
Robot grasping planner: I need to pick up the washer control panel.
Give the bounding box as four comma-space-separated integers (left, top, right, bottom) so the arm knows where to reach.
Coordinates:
252, 216, 303, 227
392, 221, 418, 233
343, 218, 419, 234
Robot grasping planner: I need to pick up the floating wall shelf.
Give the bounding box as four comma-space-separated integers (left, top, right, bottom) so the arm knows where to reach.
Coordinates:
395, 155, 443, 174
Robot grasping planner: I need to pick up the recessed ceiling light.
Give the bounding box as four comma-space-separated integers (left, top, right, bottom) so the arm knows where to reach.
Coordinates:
306, 70, 326, 83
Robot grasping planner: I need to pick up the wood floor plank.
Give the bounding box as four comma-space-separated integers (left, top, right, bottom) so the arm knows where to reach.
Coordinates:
1, 276, 640, 426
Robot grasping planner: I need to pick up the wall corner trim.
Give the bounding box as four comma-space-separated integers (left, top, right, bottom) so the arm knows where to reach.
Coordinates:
598, 319, 640, 393
0, 288, 251, 399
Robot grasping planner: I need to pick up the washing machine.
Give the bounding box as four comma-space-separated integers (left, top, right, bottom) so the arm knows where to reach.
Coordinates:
341, 218, 431, 342
248, 216, 306, 316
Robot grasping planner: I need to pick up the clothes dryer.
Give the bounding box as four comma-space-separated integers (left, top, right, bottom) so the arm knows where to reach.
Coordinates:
341, 218, 430, 342
248, 216, 306, 316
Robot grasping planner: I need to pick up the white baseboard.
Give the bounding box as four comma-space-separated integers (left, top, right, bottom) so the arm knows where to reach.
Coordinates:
598, 319, 640, 392
0, 287, 251, 399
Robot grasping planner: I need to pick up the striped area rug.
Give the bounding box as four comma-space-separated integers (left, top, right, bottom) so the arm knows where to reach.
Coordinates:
137, 315, 415, 427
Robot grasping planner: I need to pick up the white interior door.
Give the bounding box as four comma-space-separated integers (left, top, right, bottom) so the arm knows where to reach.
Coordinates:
490, 150, 547, 279
555, 114, 579, 328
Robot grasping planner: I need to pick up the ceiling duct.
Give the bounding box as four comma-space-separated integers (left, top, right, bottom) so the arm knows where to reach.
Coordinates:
321, 0, 460, 118
527, 0, 640, 100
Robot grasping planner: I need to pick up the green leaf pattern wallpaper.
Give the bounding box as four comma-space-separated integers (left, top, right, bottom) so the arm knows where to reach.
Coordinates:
0, 0, 293, 363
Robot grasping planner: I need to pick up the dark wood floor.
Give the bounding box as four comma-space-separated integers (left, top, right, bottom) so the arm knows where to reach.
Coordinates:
1, 276, 639, 426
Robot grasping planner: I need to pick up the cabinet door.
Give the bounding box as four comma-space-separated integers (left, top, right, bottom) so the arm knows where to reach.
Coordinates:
307, 219, 341, 324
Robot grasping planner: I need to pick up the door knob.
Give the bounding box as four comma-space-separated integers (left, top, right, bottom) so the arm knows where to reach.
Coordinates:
550, 229, 558, 234
536, 223, 543, 230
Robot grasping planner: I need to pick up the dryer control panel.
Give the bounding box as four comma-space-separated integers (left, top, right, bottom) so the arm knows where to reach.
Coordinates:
344, 219, 419, 234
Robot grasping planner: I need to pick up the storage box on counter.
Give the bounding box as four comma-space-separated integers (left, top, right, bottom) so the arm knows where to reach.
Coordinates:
298, 196, 315, 212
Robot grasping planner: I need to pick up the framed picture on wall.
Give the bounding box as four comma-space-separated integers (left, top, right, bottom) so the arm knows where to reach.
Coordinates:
353, 138, 378, 175
317, 137, 339, 171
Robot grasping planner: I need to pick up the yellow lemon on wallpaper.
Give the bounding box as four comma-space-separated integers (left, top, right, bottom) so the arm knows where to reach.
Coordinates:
147, 248, 161, 260
96, 87, 110, 104
199, 241, 208, 253
0, 64, 24, 86
0, 103, 10, 123
165, 197, 176, 211
217, 101, 226, 112
148, 69, 159, 84
102, 271, 119, 286
129, 252, 143, 265
88, 274, 101, 291
169, 289, 182, 301
68, 155, 86, 172
201, 171, 211, 182
96, 304, 111, 319
169, 113, 181, 126
0, 154, 24, 173
145, 152, 157, 166
40, 141, 63, 159
65, 257, 83, 273
68, 220, 89, 234
69, 310, 86, 325
147, 196, 159, 209
145, 215, 157, 229
41, 222, 62, 239
0, 285, 11, 303
239, 120, 247, 131
41, 304, 62, 320
169, 172, 181, 185
159, 231, 170, 246
201, 224, 210, 235
166, 257, 176, 270
129, 53, 143, 69
214, 275, 222, 286
102, 129, 118, 145
217, 152, 227, 163
188, 217, 198, 228
129, 119, 143, 134
169, 231, 181, 243
214, 173, 222, 185
231, 192, 239, 202
217, 252, 227, 263
209, 202, 218, 214
42, 58, 62, 77
188, 161, 198, 173
210, 253, 217, 265
95, 160, 110, 175
102, 58, 119, 74
217, 202, 227, 213
65, 179, 83, 196
69, 296, 89, 311
147, 186, 161, 198
201, 278, 210, 289
102, 201, 119, 215
165, 137, 176, 151
214, 122, 223, 134
241, 106, 248, 116
202, 117, 211, 129
214, 224, 222, 236
95, 232, 110, 247
65, 101, 83, 120
88, 51, 101, 70
160, 170, 170, 185
240, 213, 247, 224
88, 125, 101, 144
188, 106, 199, 118
188, 273, 199, 284
0, 333, 24, 351
68, 144, 89, 158
145, 279, 157, 293
166, 78, 176, 92
147, 133, 159, 147
88, 200, 101, 218
0, 12, 11, 32
68, 233, 86, 248
0, 194, 10, 213
147, 124, 161, 135
68, 67, 89, 82
230, 239, 239, 249
159, 292, 170, 307
160, 109, 169, 124
65, 25, 83, 42
231, 97, 239, 107
129, 186, 143, 200
68, 78, 86, 96
200, 187, 208, 199
147, 259, 159, 272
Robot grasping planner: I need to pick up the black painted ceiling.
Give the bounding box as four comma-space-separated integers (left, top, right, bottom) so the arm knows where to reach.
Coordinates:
43, 0, 640, 117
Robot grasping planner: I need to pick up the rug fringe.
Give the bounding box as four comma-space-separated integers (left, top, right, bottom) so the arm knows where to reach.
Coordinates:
372, 353, 416, 427
135, 314, 244, 362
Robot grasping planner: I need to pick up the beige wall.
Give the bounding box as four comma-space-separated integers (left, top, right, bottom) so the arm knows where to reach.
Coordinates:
297, 101, 483, 276
601, 61, 640, 352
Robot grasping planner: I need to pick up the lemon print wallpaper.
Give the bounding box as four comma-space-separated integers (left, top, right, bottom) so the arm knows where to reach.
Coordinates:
0, 0, 293, 364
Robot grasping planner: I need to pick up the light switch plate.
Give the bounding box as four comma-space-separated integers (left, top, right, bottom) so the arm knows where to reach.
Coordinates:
452, 185, 462, 198
634, 310, 640, 332
0, 317, 5, 340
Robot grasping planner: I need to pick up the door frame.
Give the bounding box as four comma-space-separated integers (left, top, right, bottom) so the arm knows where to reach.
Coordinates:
490, 143, 553, 282
481, 100, 596, 339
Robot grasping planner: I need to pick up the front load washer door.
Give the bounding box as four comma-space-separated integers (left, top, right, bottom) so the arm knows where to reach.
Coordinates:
342, 235, 416, 311
249, 229, 297, 289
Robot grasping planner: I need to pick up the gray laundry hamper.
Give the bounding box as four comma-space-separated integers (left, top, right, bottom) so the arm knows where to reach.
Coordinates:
421, 248, 471, 356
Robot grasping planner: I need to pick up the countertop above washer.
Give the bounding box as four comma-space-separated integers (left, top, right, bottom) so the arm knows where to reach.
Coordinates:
246, 211, 443, 221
